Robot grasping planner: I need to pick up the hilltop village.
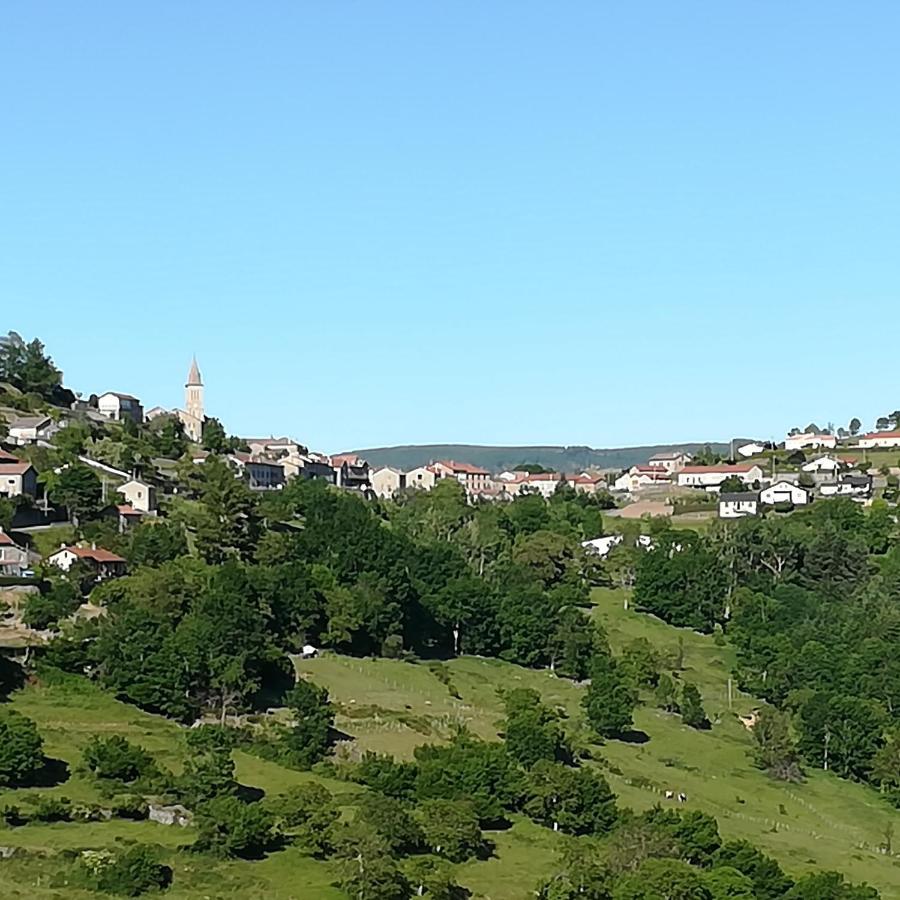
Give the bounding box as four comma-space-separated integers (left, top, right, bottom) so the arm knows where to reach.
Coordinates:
0, 331, 898, 899
3, 335, 899, 579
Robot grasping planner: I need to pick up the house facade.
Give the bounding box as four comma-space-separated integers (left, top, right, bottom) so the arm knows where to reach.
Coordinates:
784, 432, 837, 451
614, 466, 671, 492
229, 455, 286, 491
371, 466, 405, 499
759, 481, 811, 506
0, 454, 37, 498
405, 465, 439, 491
718, 492, 759, 519
676, 464, 764, 491
736, 442, 766, 458
565, 473, 606, 494
117, 479, 157, 513
47, 544, 127, 578
96, 392, 144, 424
801, 455, 843, 474
0, 530, 29, 575
245, 437, 306, 458
647, 451, 692, 474
519, 472, 564, 499
7, 415, 62, 446
432, 460, 492, 495
858, 430, 900, 449
331, 455, 371, 491
820, 475, 872, 499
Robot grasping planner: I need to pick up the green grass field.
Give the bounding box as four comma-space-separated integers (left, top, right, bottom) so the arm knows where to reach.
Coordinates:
0, 591, 898, 898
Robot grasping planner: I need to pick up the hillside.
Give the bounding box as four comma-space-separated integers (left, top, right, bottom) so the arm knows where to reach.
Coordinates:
4, 592, 897, 899
349, 441, 733, 473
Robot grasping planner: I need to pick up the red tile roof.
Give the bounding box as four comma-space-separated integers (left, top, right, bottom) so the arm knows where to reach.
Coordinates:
57, 545, 126, 564
0, 462, 34, 475
116, 505, 143, 517
861, 430, 900, 440
0, 532, 16, 546
679, 464, 758, 475
0, 450, 21, 463
436, 460, 491, 476
331, 454, 363, 467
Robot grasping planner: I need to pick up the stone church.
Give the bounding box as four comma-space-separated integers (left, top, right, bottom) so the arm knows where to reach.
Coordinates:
175, 357, 204, 442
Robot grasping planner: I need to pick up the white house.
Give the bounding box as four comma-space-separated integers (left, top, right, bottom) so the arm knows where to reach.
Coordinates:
7, 415, 63, 446
613, 466, 670, 493
718, 492, 759, 519
581, 535, 624, 557
784, 432, 837, 451
736, 442, 766, 458
47, 544, 127, 578
759, 480, 811, 506
519, 473, 564, 499
858, 430, 900, 449
405, 465, 439, 491
820, 475, 872, 499
801, 455, 843, 474
370, 466, 406, 499
117, 478, 157, 513
677, 464, 764, 491
96, 392, 143, 424
565, 473, 606, 495
647, 451, 692, 474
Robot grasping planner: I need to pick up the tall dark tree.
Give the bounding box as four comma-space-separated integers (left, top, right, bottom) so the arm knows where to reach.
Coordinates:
582, 654, 635, 739
680, 683, 709, 730
751, 707, 802, 782
503, 688, 569, 768
47, 464, 103, 525
283, 677, 334, 768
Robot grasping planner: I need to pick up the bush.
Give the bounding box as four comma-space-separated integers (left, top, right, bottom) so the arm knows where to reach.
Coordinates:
31, 795, 72, 822
80, 844, 172, 896
0, 709, 44, 786
0, 804, 26, 827
22, 580, 80, 630
83, 735, 157, 783
193, 797, 278, 859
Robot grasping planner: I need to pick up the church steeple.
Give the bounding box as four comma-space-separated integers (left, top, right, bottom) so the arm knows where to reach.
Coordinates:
186, 356, 202, 387
182, 356, 205, 442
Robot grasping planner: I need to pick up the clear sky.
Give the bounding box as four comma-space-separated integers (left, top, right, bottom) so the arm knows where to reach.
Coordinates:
3, 3, 899, 452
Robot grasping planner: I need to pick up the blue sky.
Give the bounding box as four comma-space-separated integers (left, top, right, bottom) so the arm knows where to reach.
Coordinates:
3, 3, 899, 452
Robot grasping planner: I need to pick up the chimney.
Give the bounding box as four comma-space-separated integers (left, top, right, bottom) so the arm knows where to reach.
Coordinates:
91, 542, 97, 550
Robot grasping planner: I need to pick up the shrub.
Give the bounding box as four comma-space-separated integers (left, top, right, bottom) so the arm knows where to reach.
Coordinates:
31, 795, 72, 822
0, 709, 44, 786
80, 844, 172, 896
193, 797, 278, 859
83, 735, 156, 783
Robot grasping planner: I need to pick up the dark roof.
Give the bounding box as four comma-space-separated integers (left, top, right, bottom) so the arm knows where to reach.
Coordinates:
842, 475, 872, 487
719, 492, 759, 502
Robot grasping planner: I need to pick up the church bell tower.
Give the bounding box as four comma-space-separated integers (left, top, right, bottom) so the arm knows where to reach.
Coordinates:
184, 356, 204, 439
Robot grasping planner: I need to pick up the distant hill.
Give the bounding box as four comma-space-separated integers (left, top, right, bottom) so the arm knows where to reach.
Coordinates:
350, 442, 733, 473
